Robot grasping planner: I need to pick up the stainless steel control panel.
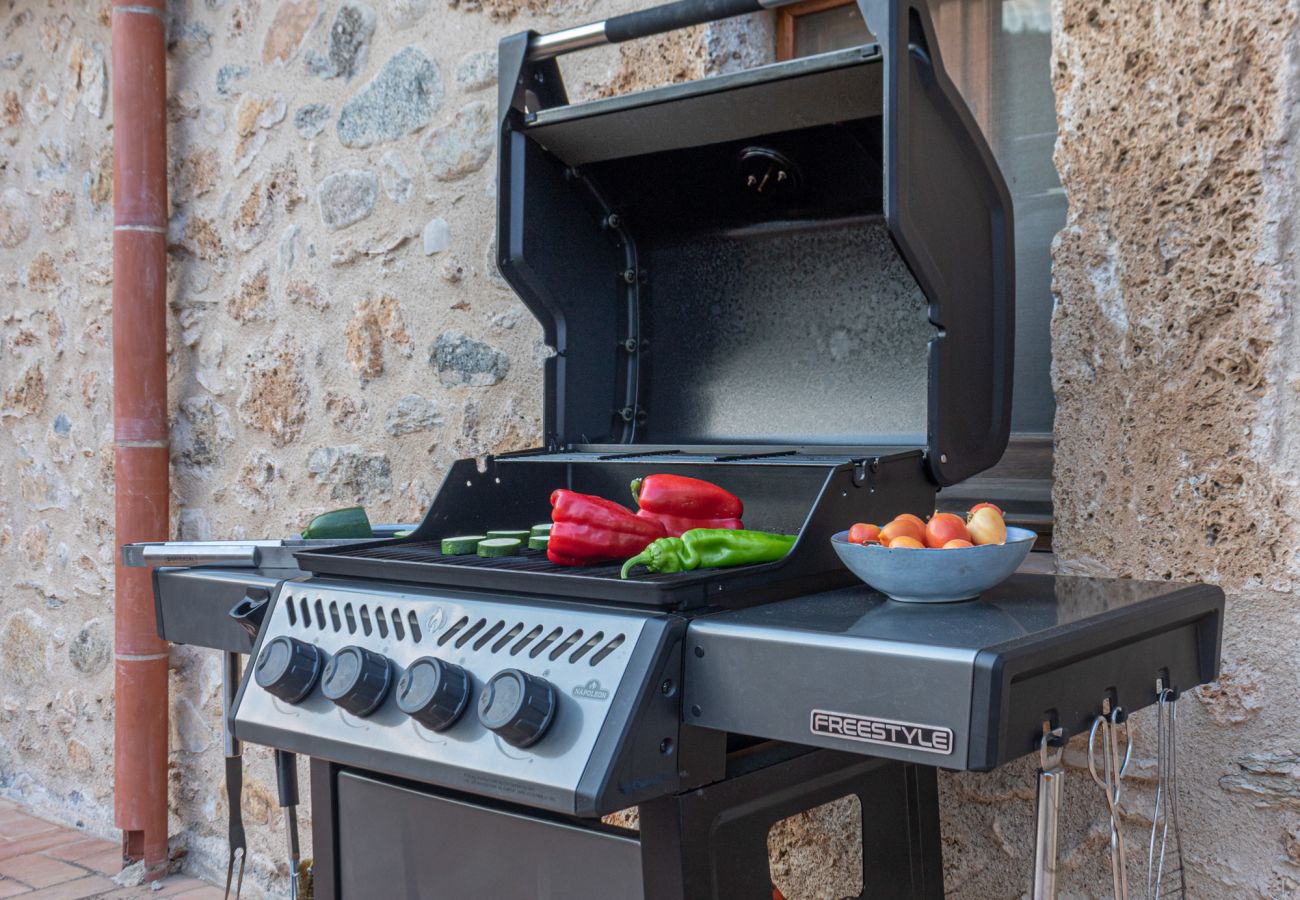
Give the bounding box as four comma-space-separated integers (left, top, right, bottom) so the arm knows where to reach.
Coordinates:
233, 579, 672, 814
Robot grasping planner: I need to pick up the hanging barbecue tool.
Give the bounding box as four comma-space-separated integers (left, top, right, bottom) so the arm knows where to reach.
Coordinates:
1088, 698, 1132, 900
222, 651, 246, 900
1147, 681, 1186, 899
1032, 724, 1065, 900
275, 749, 304, 899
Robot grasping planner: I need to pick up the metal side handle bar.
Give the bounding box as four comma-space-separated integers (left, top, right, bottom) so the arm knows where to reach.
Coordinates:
527, 0, 808, 60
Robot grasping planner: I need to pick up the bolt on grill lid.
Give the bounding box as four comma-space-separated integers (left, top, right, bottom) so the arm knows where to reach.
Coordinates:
496, 0, 1014, 486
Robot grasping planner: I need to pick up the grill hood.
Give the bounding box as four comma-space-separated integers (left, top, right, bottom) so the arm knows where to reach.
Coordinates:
495, 0, 1014, 486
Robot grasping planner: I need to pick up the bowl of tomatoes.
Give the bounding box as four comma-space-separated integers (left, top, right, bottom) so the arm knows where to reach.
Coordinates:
830, 504, 1035, 603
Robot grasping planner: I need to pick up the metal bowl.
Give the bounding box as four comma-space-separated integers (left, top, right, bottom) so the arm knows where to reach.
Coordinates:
830, 527, 1037, 603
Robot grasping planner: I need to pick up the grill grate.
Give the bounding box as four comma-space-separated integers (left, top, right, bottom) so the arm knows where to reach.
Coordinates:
324, 541, 695, 583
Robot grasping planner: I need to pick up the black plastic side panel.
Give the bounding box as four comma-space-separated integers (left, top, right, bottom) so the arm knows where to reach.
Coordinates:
882, 1, 1015, 485
966, 583, 1224, 770
576, 615, 685, 816
154, 567, 295, 653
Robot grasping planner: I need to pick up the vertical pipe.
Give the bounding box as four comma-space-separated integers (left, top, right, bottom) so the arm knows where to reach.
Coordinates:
111, 0, 169, 877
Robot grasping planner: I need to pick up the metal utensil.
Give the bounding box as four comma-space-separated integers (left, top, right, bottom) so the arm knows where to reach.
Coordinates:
275, 749, 302, 899
1147, 683, 1186, 899
1032, 724, 1065, 900
222, 652, 246, 900
1089, 698, 1132, 900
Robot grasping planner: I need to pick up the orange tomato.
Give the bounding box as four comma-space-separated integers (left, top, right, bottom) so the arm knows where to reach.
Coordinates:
895, 513, 927, 531
888, 536, 925, 549
968, 502, 1003, 520
925, 513, 970, 548
881, 517, 926, 546
967, 507, 1007, 545
942, 538, 974, 549
848, 523, 882, 545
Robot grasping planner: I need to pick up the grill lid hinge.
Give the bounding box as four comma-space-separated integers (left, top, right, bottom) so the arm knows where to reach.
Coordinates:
852, 458, 879, 491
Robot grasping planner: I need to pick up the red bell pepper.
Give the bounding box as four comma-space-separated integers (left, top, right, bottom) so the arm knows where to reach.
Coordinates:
630, 474, 744, 537
547, 489, 667, 567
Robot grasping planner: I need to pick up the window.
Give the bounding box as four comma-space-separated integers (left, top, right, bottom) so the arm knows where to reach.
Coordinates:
778, 0, 1060, 538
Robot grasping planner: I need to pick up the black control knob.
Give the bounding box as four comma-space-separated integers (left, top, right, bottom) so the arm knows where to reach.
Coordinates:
396, 657, 471, 732
477, 669, 556, 748
254, 636, 323, 704
321, 645, 392, 717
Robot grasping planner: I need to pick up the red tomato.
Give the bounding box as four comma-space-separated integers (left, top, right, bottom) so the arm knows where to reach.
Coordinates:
968, 502, 1003, 519
881, 518, 926, 546
942, 538, 974, 549
925, 513, 971, 548
848, 523, 882, 545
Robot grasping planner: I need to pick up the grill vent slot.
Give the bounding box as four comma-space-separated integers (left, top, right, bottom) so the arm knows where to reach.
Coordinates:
549, 629, 584, 661
328, 602, 342, 633
408, 611, 422, 642
376, 607, 389, 639
439, 616, 469, 646
455, 618, 487, 648
590, 634, 626, 666
473, 620, 505, 651
530, 627, 565, 659
569, 631, 603, 663
285, 597, 297, 626
359, 605, 373, 636
512, 625, 544, 656
493, 623, 524, 653
299, 597, 312, 628
420, 616, 622, 660
390, 609, 406, 641
344, 603, 357, 635
314, 599, 326, 631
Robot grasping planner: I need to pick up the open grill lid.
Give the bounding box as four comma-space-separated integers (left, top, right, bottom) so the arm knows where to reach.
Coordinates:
497, 0, 1013, 487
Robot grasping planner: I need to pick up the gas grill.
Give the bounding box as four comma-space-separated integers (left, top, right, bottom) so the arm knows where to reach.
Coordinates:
131, 2, 1224, 897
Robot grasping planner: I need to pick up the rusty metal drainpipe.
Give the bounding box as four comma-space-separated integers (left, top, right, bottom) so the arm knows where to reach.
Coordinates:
111, 0, 170, 877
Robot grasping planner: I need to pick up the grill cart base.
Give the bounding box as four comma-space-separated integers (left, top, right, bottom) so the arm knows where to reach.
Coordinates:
308, 743, 942, 900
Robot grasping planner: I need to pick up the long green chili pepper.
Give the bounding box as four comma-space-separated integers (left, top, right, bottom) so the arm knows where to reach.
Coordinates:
620, 528, 797, 579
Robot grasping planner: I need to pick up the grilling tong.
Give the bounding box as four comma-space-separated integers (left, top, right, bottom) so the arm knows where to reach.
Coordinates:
222, 651, 246, 900
223, 655, 304, 900
1033, 683, 1184, 900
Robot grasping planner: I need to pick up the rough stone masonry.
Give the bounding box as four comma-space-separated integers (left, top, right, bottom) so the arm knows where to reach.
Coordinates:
0, 0, 1298, 897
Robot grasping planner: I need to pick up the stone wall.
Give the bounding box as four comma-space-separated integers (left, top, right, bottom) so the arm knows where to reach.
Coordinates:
1042, 0, 1300, 897
2, 0, 1298, 896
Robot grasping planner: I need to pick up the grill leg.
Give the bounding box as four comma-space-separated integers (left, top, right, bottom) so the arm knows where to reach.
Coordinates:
639, 748, 943, 900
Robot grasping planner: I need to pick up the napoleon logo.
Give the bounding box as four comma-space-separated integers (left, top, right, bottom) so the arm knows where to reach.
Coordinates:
810, 709, 954, 755
571, 679, 610, 701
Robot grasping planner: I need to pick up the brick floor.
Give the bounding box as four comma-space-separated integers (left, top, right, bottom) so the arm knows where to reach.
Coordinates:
0, 804, 222, 899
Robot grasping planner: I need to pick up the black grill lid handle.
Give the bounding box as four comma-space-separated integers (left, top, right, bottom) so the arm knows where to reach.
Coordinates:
526, 0, 805, 61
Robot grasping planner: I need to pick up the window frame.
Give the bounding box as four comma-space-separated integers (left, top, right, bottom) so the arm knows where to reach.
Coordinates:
775, 0, 861, 61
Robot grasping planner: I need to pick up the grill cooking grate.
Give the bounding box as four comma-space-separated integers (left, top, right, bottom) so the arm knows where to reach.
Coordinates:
326, 541, 693, 583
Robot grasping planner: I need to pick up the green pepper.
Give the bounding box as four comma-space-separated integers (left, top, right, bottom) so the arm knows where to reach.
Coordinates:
620, 528, 796, 579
